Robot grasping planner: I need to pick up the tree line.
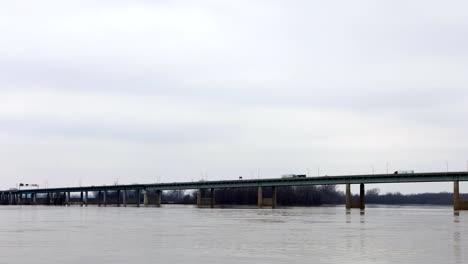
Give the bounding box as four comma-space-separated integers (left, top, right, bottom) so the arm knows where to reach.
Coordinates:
165, 186, 467, 206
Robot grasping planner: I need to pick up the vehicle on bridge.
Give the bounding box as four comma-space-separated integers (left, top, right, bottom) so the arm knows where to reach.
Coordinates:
394, 170, 414, 174
281, 174, 307, 178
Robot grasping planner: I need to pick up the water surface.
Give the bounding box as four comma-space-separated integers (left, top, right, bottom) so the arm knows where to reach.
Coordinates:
0, 205, 466, 264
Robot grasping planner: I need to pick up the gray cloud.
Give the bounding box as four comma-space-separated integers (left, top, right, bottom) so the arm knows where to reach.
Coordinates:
1, 0, 468, 192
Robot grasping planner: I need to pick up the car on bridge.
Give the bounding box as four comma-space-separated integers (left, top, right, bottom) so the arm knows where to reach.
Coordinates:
281, 174, 307, 178
394, 170, 414, 174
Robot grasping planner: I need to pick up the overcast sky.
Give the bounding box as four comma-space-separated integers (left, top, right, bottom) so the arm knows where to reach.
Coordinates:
1, 0, 468, 193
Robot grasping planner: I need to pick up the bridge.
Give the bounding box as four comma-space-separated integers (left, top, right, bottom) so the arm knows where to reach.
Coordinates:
1, 171, 468, 210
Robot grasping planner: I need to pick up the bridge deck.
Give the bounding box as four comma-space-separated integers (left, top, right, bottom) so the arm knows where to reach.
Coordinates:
2, 171, 468, 194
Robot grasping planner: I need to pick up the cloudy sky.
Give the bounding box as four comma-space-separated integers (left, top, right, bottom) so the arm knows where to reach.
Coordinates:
1, 0, 467, 193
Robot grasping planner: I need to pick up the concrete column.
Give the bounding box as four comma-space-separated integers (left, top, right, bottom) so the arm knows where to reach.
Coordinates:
197, 189, 202, 208
32, 193, 37, 205
257, 187, 263, 208
272, 186, 277, 209
84, 191, 88, 206
103, 191, 107, 207
210, 188, 215, 208
123, 190, 127, 207
98, 191, 102, 207
143, 190, 149, 207
66, 192, 70, 206
155, 190, 161, 207
18, 193, 22, 205
454, 180, 460, 211
136, 189, 141, 207
80, 191, 84, 207
117, 190, 121, 207
360, 183, 365, 210
345, 183, 351, 209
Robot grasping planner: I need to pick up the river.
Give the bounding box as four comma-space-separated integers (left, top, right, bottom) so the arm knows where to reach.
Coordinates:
0, 205, 466, 264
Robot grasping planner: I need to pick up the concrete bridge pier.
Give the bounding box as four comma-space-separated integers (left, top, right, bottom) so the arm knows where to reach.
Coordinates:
122, 190, 127, 207
116, 190, 121, 207
143, 190, 149, 207
210, 188, 215, 208
65, 192, 70, 206
346, 183, 365, 210
84, 191, 88, 206
136, 189, 141, 207
197, 188, 215, 208
454, 180, 468, 210
80, 192, 84, 207
103, 191, 107, 207
258, 186, 277, 208
155, 190, 162, 207
32, 193, 37, 205
97, 191, 102, 207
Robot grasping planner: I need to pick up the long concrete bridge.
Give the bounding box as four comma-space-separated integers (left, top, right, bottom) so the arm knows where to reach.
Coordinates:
1, 171, 468, 210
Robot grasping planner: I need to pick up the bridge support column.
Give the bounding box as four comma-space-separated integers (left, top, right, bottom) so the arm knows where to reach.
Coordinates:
103, 191, 107, 207
258, 186, 277, 208
18, 193, 22, 205
210, 188, 215, 208
84, 191, 88, 206
346, 183, 365, 210
272, 186, 277, 209
258, 187, 263, 208
98, 191, 102, 207
66, 192, 70, 206
123, 190, 127, 207
117, 190, 121, 207
360, 183, 365, 210
454, 180, 459, 210
454, 180, 468, 210
197, 189, 202, 208
80, 192, 84, 207
136, 189, 141, 207
155, 190, 161, 207
197, 189, 215, 208
143, 190, 149, 207
346, 184, 351, 209
32, 193, 37, 205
